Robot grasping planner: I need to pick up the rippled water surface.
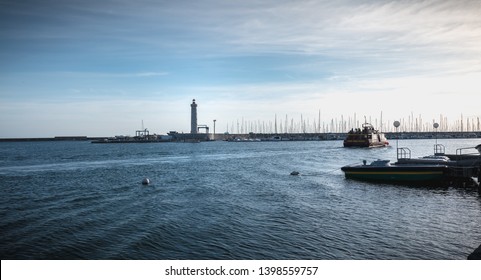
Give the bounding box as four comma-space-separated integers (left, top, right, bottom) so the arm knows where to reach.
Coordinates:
1, 139, 480, 259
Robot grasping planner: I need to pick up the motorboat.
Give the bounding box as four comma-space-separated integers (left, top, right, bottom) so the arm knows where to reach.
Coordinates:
343, 123, 388, 148
341, 159, 449, 184
341, 144, 481, 186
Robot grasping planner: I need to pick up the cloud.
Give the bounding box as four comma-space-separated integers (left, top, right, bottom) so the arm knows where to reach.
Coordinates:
133, 72, 169, 77
4, 0, 480, 72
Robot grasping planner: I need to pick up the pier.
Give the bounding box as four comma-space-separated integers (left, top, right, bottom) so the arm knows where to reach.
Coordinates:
218, 131, 481, 141
1, 131, 480, 142
443, 147, 481, 189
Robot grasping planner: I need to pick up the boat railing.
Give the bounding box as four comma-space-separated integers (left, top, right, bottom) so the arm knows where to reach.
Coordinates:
456, 146, 481, 157
397, 147, 411, 160
434, 144, 445, 156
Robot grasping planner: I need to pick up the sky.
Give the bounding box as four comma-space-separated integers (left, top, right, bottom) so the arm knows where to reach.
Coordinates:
1, 0, 480, 137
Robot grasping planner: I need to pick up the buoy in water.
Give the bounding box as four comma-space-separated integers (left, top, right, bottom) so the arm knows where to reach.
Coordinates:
290, 171, 300, 176
142, 178, 150, 185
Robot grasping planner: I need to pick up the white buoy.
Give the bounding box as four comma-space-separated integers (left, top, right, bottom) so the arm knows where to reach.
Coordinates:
142, 178, 150, 185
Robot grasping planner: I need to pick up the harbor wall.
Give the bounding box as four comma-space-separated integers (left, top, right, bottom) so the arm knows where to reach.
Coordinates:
0, 131, 480, 142
0, 136, 91, 142
217, 131, 481, 141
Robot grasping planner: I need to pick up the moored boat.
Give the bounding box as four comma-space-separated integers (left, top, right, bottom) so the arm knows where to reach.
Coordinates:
343, 123, 388, 148
341, 144, 481, 186
341, 160, 449, 184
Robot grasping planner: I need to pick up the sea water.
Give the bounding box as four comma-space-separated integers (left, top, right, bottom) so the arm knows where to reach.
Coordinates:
0, 139, 480, 259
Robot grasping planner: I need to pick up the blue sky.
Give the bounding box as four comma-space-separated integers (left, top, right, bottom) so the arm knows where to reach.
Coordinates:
1, 0, 480, 137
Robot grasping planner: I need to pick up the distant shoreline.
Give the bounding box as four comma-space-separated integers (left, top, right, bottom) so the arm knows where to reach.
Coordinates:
0, 131, 480, 142
0, 136, 105, 142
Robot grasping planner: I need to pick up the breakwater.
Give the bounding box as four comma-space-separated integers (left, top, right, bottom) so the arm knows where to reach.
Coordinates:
0, 136, 102, 142
0, 131, 480, 142
219, 131, 481, 141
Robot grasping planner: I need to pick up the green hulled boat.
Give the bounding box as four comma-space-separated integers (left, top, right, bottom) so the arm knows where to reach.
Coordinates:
341, 160, 450, 184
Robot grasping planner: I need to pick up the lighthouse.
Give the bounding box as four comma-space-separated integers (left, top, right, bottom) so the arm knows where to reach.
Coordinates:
190, 99, 197, 134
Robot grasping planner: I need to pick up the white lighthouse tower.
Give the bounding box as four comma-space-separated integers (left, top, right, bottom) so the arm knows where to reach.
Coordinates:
190, 99, 197, 134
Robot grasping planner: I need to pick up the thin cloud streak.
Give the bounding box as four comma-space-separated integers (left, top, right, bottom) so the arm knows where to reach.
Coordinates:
221, 0, 481, 72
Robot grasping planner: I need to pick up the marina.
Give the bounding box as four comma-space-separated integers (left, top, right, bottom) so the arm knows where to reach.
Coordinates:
1, 131, 480, 143
2, 0, 481, 270
1, 100, 480, 143
1, 101, 480, 261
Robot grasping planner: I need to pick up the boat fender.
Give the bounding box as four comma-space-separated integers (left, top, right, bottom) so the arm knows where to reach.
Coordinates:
290, 171, 300, 176
142, 178, 150, 185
